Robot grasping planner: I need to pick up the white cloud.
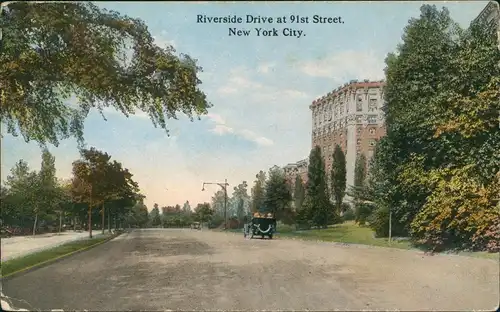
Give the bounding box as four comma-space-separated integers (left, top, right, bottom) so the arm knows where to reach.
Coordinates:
297, 50, 386, 82
216, 67, 308, 103
153, 30, 176, 49
257, 62, 276, 74
205, 113, 274, 147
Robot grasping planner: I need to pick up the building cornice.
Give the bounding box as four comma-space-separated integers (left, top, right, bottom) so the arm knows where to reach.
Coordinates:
309, 79, 385, 109
473, 1, 499, 24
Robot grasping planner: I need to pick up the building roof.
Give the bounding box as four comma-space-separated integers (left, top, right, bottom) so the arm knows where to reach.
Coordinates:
473, 1, 499, 25
309, 79, 385, 109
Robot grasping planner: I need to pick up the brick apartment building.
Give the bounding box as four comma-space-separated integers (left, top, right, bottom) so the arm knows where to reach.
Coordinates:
284, 1, 498, 195
284, 79, 386, 193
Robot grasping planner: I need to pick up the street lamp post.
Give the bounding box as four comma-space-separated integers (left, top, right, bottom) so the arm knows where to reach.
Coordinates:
202, 179, 229, 230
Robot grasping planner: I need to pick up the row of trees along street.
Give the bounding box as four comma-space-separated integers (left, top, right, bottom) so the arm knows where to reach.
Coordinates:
147, 201, 214, 229
1, 2, 498, 254
1, 2, 211, 237
1, 148, 149, 238
237, 5, 499, 253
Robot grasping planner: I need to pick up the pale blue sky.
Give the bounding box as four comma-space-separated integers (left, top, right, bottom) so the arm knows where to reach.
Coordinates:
1, 1, 488, 209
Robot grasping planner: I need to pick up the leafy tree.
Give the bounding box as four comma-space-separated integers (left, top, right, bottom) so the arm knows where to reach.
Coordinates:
232, 181, 249, 222
71, 148, 111, 237
182, 201, 192, 214
349, 153, 371, 225
211, 190, 226, 216
370, 5, 500, 251
1, 2, 211, 147
194, 202, 213, 224
126, 197, 149, 228
102, 161, 140, 232
250, 171, 266, 212
377, 5, 463, 235
293, 175, 306, 212
70, 147, 140, 235
150, 203, 161, 227
306, 146, 332, 228
330, 144, 346, 215
4, 160, 40, 231
263, 166, 293, 224
364, 142, 404, 237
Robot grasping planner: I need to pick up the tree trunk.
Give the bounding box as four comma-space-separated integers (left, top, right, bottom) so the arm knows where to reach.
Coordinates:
32, 213, 38, 236
59, 211, 63, 234
108, 205, 111, 233
88, 203, 93, 239
101, 203, 105, 235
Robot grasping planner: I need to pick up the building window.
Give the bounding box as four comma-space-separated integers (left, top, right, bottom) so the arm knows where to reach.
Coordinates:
369, 139, 376, 146
368, 115, 377, 124
369, 99, 377, 112
357, 127, 362, 134
369, 128, 376, 135
356, 96, 363, 111
356, 139, 361, 145
356, 115, 362, 124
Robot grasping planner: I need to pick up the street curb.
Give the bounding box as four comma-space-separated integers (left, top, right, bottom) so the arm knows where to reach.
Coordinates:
0, 233, 121, 281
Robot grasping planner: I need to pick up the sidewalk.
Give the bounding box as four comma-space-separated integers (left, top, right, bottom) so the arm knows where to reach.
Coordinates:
1, 231, 107, 262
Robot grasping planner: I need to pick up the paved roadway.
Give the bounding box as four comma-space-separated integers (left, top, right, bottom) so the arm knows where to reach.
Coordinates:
2, 229, 499, 311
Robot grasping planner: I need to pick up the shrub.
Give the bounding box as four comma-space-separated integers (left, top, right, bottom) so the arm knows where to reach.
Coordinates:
354, 203, 372, 225
341, 202, 352, 213
368, 206, 389, 237
341, 207, 355, 221
410, 167, 500, 251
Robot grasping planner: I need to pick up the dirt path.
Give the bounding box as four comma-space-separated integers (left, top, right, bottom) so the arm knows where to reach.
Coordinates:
3, 229, 498, 311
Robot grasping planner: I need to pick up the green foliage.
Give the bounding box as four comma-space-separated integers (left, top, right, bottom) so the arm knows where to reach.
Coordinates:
232, 181, 249, 221
182, 201, 192, 214
263, 166, 292, 222
354, 203, 372, 226
149, 204, 161, 226
193, 202, 213, 224
367, 206, 390, 237
341, 206, 355, 222
295, 196, 312, 230
208, 214, 225, 229
410, 167, 500, 251
306, 146, 331, 228
330, 145, 347, 214
368, 5, 500, 251
250, 171, 266, 213
1, 2, 210, 147
211, 190, 226, 216
353, 153, 367, 188
293, 175, 306, 211
349, 153, 371, 225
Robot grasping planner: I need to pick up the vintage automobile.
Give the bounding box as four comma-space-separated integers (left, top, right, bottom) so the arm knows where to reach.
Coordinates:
190, 222, 201, 230
248, 212, 276, 239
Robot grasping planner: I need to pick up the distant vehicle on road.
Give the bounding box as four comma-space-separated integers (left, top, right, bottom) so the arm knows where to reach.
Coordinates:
249, 212, 276, 239
190, 222, 201, 230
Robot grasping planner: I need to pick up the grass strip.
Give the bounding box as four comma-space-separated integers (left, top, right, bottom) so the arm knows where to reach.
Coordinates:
227, 222, 498, 260
277, 222, 413, 249
1, 234, 116, 277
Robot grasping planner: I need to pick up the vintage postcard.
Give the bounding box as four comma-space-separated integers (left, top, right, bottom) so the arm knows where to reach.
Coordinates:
1, 1, 499, 311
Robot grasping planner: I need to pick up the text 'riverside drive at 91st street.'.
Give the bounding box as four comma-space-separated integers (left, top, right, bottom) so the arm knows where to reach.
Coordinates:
196, 14, 344, 38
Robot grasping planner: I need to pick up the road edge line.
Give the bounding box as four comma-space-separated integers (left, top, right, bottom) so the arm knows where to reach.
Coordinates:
0, 232, 121, 280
